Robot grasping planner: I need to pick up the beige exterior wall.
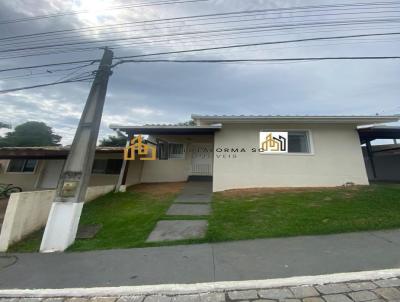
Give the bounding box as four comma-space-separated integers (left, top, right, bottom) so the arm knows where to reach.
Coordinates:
140, 135, 213, 183
0, 160, 45, 191
0, 153, 122, 192
213, 123, 369, 191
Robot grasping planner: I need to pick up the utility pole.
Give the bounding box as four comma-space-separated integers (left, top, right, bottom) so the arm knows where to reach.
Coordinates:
40, 47, 113, 252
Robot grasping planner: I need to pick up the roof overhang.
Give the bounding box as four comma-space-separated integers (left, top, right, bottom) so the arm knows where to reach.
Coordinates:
110, 124, 221, 135
358, 126, 400, 143
0, 147, 123, 159
191, 114, 399, 125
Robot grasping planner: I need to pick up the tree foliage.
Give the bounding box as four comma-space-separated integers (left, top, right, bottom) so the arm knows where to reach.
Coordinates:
176, 120, 196, 126
0, 121, 61, 147
99, 131, 127, 147
0, 122, 11, 129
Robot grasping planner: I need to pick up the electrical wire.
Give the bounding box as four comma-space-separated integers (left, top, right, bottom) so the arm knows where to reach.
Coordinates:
0, 0, 209, 25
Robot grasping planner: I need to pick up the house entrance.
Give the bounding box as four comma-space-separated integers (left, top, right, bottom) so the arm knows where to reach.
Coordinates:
190, 144, 213, 176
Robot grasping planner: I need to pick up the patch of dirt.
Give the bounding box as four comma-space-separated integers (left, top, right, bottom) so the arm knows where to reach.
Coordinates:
220, 185, 366, 198
127, 182, 185, 197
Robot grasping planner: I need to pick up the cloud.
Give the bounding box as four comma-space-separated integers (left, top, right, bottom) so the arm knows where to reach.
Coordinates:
0, 0, 399, 145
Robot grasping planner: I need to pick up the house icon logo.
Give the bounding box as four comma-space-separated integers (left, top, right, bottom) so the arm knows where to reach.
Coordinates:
259, 132, 288, 153
124, 135, 156, 160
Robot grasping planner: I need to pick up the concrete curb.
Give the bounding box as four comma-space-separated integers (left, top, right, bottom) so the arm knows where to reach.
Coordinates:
1, 268, 400, 297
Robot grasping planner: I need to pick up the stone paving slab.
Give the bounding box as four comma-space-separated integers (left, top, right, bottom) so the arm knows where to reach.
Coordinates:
166, 204, 211, 216
146, 220, 208, 242
4, 276, 400, 302
173, 181, 212, 204
174, 194, 211, 204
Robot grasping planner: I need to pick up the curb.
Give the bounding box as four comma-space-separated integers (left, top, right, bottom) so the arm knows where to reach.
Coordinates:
1, 268, 400, 297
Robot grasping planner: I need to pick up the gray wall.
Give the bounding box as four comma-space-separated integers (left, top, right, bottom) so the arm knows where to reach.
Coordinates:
363, 148, 400, 181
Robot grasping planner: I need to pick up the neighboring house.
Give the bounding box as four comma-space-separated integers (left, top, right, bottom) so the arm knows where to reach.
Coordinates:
359, 126, 400, 182
362, 144, 400, 182
0, 147, 124, 191
111, 114, 399, 192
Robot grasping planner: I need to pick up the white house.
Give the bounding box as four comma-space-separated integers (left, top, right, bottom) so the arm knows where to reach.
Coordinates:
111, 114, 399, 192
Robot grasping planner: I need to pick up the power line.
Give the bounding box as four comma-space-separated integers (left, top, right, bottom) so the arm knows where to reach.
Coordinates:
0, 0, 208, 25
113, 32, 400, 61
1, 32, 399, 74
114, 56, 400, 65
0, 77, 94, 94
0, 59, 99, 73
4, 4, 400, 46
2, 21, 398, 61
2, 0, 399, 41
2, 17, 400, 54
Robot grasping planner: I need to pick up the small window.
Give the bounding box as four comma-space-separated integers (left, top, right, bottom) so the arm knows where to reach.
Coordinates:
92, 159, 123, 174
7, 159, 38, 173
169, 143, 185, 159
288, 131, 311, 153
157, 141, 169, 160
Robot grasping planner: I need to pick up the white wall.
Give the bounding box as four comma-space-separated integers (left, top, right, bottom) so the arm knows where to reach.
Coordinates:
0, 185, 115, 251
140, 135, 213, 183
213, 123, 369, 191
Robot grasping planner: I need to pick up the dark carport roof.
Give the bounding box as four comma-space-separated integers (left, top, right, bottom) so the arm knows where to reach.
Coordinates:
358, 126, 400, 143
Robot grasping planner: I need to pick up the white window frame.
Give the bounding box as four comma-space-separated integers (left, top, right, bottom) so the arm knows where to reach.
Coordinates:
6, 159, 38, 174
168, 142, 186, 160
259, 129, 314, 156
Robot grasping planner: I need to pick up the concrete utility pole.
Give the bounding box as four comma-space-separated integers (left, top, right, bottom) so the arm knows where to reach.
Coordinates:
40, 48, 113, 252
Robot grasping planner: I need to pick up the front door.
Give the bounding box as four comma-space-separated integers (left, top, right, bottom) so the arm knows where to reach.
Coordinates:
190, 144, 213, 176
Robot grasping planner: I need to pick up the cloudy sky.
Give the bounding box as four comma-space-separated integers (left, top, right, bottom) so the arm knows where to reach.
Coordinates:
0, 0, 399, 144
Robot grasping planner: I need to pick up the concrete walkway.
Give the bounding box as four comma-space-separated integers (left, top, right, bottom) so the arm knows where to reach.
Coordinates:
146, 181, 212, 242
1, 229, 400, 289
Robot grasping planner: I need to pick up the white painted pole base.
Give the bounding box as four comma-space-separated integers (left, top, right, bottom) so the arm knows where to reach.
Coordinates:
40, 202, 84, 253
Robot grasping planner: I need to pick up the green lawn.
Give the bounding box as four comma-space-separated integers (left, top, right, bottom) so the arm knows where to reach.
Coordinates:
207, 184, 400, 241
9, 184, 400, 252
9, 190, 176, 252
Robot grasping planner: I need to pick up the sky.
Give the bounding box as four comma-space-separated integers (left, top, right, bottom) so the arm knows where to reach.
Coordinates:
0, 0, 399, 144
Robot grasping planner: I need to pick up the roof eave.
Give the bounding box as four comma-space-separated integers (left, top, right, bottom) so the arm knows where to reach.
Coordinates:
191, 115, 399, 125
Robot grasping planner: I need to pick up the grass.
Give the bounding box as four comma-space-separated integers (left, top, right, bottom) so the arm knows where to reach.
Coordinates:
8, 183, 400, 252
207, 184, 400, 241
9, 190, 176, 252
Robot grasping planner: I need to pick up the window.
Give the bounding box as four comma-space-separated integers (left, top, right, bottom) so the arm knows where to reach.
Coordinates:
7, 159, 38, 173
92, 159, 123, 174
288, 131, 311, 153
168, 143, 185, 159
156, 140, 185, 160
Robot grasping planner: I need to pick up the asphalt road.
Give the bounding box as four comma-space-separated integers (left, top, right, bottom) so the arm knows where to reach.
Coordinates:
0, 229, 400, 289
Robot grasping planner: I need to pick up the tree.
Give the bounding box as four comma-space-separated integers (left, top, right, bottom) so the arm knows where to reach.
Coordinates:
176, 120, 196, 126
0, 122, 10, 129
0, 121, 61, 147
99, 131, 127, 147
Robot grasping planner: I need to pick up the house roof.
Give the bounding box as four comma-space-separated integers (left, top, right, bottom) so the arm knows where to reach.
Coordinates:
110, 124, 221, 135
191, 114, 400, 125
0, 146, 124, 159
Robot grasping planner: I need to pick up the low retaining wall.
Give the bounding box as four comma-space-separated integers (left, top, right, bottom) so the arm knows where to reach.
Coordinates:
0, 185, 115, 252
